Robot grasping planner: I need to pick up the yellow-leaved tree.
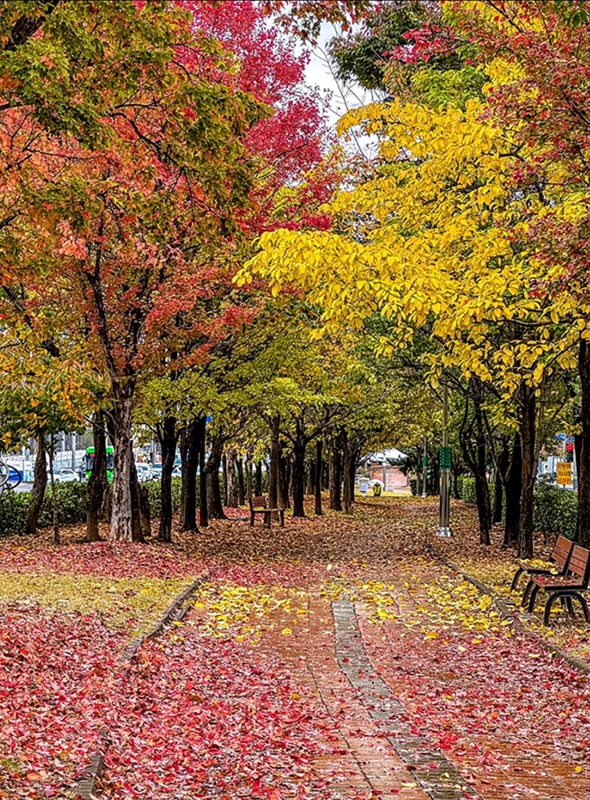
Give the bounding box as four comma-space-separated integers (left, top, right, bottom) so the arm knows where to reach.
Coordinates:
238, 73, 581, 557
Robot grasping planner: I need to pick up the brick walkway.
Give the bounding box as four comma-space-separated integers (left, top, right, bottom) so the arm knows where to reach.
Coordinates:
357, 561, 590, 800
213, 558, 590, 800
251, 592, 430, 799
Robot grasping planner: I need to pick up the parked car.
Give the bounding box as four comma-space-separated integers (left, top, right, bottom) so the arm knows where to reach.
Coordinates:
172, 465, 182, 479
51, 468, 79, 483
151, 463, 162, 478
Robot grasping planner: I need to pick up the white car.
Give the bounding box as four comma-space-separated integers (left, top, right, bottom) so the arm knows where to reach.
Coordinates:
52, 468, 79, 483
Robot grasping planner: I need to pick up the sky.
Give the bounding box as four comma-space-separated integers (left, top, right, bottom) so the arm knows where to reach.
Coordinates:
303, 23, 374, 155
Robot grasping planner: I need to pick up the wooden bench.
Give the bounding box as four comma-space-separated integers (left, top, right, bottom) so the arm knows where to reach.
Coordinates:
528, 544, 590, 625
249, 495, 285, 528
511, 534, 573, 605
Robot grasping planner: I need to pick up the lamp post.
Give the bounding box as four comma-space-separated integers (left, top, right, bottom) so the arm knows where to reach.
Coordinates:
437, 383, 452, 537
421, 438, 428, 498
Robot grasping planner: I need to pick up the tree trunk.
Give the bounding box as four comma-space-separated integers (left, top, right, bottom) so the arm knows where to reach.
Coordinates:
292, 438, 306, 518
474, 403, 491, 545
518, 383, 537, 559
329, 441, 342, 511
342, 432, 353, 514
493, 440, 509, 525
460, 383, 491, 545
222, 454, 228, 506
493, 469, 503, 526
504, 434, 522, 547
269, 416, 281, 520
225, 449, 239, 508
129, 459, 145, 542
86, 411, 108, 542
255, 460, 263, 496
25, 434, 47, 536
578, 338, 590, 546
314, 439, 323, 515
280, 452, 290, 510
158, 416, 177, 542
206, 434, 225, 519
110, 384, 135, 541
199, 423, 208, 528
180, 417, 203, 532
306, 461, 314, 496
48, 437, 59, 545
236, 456, 245, 506
245, 454, 253, 500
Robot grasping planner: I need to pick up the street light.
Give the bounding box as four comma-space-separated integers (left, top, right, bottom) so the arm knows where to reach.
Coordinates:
437, 383, 452, 537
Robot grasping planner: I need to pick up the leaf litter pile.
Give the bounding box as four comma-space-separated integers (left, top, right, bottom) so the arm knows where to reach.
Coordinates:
2, 498, 590, 799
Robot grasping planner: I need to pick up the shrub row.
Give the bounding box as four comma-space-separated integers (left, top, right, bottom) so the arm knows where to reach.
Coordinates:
458, 476, 578, 539
0, 478, 183, 537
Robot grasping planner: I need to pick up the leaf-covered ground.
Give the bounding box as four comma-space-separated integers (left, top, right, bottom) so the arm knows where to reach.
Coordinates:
1, 499, 590, 799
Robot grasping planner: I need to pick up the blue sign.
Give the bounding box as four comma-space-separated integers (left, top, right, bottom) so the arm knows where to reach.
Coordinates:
556, 434, 575, 443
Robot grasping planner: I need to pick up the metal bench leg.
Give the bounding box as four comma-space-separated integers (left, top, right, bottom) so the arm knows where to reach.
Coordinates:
528, 584, 541, 613
511, 567, 525, 592
264, 511, 271, 529
522, 579, 534, 606
544, 593, 560, 625
250, 513, 255, 527
565, 596, 575, 618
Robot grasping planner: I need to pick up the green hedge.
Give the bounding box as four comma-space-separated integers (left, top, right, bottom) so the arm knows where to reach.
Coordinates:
0, 477, 184, 537
144, 478, 183, 518
533, 483, 577, 539
460, 477, 477, 505
458, 474, 578, 539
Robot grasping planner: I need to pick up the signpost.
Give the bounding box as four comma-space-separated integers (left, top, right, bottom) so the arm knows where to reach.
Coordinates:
557, 461, 573, 487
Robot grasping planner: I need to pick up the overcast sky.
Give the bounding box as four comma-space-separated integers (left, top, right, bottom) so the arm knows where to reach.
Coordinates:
303, 23, 372, 127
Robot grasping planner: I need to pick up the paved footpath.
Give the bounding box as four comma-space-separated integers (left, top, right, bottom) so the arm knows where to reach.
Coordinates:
224, 557, 590, 800
99, 548, 590, 798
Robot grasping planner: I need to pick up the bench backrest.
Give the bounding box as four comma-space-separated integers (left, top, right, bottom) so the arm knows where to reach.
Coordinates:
568, 544, 590, 582
250, 495, 267, 510
551, 535, 574, 570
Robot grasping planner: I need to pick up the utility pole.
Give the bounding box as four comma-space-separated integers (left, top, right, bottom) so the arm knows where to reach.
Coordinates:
437, 383, 452, 537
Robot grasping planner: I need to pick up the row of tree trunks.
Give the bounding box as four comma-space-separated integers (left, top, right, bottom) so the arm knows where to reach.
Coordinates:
578, 339, 590, 548
206, 434, 226, 520
86, 411, 108, 542
517, 383, 537, 559
329, 443, 343, 511
158, 416, 177, 543
179, 417, 203, 532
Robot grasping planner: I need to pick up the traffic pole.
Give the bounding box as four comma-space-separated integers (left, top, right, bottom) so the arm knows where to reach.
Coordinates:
437, 383, 452, 537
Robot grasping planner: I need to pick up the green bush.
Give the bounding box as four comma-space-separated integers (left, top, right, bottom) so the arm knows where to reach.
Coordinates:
0, 476, 185, 537
40, 482, 87, 526
409, 478, 417, 496
144, 478, 183, 518
458, 472, 578, 538
0, 491, 30, 536
534, 483, 577, 539
460, 477, 477, 505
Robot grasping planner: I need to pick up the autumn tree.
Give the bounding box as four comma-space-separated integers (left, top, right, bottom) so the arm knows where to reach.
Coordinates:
444, 0, 590, 547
